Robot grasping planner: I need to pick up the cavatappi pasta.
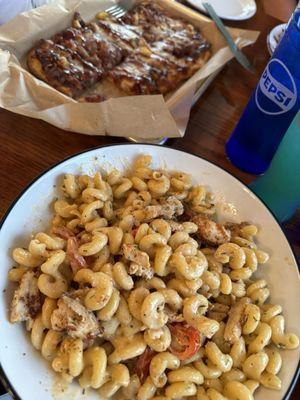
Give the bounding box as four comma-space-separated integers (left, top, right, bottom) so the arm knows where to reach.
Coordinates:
8, 155, 299, 399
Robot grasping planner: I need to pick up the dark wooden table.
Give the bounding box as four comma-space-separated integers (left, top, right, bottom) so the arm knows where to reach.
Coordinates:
0, 0, 299, 398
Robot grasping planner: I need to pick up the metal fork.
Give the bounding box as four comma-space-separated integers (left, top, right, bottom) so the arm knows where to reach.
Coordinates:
105, 4, 127, 18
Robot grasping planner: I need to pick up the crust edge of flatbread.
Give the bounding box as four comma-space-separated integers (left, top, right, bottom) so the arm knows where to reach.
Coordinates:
27, 48, 47, 82
27, 48, 73, 98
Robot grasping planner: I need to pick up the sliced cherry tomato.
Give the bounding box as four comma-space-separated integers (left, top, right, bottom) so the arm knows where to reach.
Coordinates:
67, 237, 88, 273
84, 255, 95, 266
52, 226, 75, 240
169, 323, 201, 360
135, 346, 156, 384
132, 228, 139, 238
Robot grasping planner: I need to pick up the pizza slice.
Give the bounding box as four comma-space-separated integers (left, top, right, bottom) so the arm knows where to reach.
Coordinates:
108, 40, 211, 96
27, 12, 125, 99
121, 1, 199, 43
113, 1, 211, 96
93, 16, 143, 52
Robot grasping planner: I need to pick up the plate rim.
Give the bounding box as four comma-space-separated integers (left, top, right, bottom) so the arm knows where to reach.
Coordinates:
0, 142, 299, 400
185, 0, 257, 21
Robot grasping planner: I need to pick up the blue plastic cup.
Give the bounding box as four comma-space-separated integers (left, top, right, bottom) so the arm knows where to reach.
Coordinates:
226, 6, 300, 175
249, 111, 300, 222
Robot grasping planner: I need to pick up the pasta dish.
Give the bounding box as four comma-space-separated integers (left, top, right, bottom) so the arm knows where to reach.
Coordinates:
8, 155, 299, 399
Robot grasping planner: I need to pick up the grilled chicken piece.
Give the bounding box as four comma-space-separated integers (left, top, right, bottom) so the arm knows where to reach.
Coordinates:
135, 196, 184, 223
123, 244, 150, 268
129, 262, 154, 280
160, 196, 184, 219
10, 270, 42, 323
167, 220, 187, 232
192, 215, 231, 246
123, 244, 153, 279
51, 294, 100, 340
164, 307, 184, 323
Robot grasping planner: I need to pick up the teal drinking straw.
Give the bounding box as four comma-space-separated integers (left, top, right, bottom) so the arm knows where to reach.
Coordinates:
249, 111, 300, 222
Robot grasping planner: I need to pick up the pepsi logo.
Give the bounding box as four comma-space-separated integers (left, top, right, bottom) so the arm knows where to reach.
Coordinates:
255, 58, 297, 115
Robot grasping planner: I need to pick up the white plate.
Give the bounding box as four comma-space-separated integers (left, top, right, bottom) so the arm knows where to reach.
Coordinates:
186, 0, 257, 20
0, 144, 299, 400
